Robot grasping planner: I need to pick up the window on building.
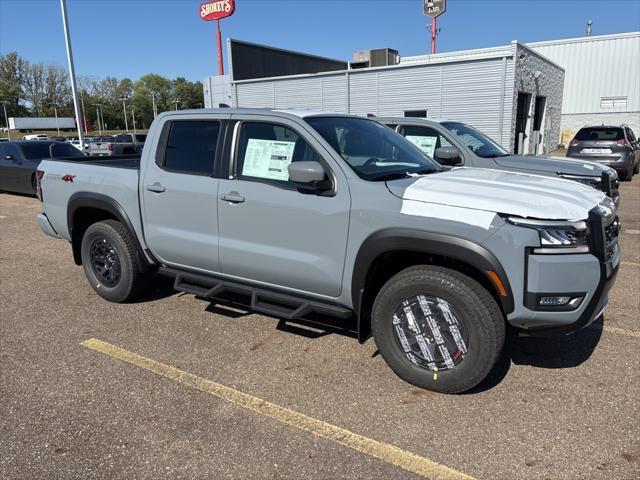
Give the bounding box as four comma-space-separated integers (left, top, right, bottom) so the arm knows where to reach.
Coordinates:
600, 96, 628, 110
404, 110, 428, 118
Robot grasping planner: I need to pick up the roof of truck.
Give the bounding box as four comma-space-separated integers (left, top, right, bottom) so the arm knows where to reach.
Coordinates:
156, 108, 361, 121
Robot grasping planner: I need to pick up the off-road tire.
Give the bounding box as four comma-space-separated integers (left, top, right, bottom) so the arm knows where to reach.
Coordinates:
80, 220, 146, 303
372, 265, 505, 394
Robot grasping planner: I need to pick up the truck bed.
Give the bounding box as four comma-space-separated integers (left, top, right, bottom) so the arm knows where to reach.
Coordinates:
47, 155, 141, 169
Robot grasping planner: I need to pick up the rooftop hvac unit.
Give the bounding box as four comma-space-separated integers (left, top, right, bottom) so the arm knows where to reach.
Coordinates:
351, 48, 399, 69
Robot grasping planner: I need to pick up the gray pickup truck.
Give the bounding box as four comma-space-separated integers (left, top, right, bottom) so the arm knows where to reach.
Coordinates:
36, 109, 620, 393
378, 117, 620, 204
88, 133, 146, 156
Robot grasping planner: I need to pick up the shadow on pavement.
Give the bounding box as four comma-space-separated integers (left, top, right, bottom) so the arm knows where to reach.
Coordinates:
130, 274, 177, 303
468, 316, 604, 394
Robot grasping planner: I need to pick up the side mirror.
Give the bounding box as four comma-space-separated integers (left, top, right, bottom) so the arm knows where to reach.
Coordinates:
434, 147, 462, 166
288, 161, 331, 191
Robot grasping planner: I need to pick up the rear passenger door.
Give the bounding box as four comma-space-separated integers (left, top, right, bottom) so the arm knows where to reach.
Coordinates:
217, 114, 351, 298
141, 116, 228, 272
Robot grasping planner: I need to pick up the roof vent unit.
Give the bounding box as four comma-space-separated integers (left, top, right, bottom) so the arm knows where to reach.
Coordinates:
351, 48, 399, 69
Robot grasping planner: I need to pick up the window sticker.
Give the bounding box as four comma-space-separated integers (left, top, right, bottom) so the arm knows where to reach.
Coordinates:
405, 135, 438, 157
242, 139, 295, 181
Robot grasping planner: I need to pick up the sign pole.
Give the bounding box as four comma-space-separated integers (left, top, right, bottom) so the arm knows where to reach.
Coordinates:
216, 19, 224, 75
431, 17, 437, 54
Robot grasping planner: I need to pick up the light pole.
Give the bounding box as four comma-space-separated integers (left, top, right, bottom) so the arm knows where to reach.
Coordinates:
131, 108, 137, 134
1, 100, 11, 140
93, 103, 102, 135
59, 0, 84, 145
80, 91, 87, 134
173, 99, 181, 111
149, 92, 157, 117
120, 97, 129, 131
51, 104, 60, 136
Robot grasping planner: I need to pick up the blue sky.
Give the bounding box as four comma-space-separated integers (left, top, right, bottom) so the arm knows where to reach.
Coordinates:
1, 0, 639, 82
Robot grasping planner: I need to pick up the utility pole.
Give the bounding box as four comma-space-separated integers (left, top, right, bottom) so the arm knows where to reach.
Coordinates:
149, 92, 158, 117
60, 0, 84, 145
173, 100, 181, 111
120, 97, 129, 131
93, 104, 102, 135
131, 108, 137, 134
80, 91, 87, 134
1, 100, 11, 140
587, 20, 593, 37
51, 104, 60, 136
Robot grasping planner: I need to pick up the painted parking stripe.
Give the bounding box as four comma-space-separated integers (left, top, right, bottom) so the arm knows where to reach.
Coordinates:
81, 338, 475, 480
621, 261, 640, 267
602, 326, 640, 338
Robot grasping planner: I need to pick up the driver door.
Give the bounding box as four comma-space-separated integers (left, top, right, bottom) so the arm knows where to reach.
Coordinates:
217, 114, 350, 298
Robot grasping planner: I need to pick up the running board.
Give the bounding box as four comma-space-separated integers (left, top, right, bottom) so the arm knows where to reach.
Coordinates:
161, 268, 353, 321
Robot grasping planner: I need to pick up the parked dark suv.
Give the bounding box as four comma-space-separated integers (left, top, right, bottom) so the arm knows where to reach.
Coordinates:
567, 125, 640, 180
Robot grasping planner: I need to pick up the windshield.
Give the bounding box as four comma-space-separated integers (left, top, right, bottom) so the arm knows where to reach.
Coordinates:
575, 127, 624, 141
304, 116, 441, 181
21, 142, 85, 159
441, 121, 508, 158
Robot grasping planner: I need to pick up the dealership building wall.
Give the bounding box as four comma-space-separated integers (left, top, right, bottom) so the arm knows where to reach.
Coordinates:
204, 41, 565, 154
529, 32, 640, 143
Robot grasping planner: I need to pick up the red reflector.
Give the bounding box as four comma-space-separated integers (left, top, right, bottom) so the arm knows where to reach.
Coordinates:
108, 143, 113, 151
569, 139, 580, 146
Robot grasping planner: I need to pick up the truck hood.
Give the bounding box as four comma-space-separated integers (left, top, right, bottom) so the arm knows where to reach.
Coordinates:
492, 155, 613, 177
387, 167, 606, 221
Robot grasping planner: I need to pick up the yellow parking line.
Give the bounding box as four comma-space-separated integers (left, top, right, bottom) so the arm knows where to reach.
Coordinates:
602, 326, 640, 338
621, 261, 640, 267
81, 338, 475, 480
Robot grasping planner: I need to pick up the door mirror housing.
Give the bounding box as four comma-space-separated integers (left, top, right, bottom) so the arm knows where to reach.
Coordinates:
288, 161, 331, 191
434, 147, 462, 166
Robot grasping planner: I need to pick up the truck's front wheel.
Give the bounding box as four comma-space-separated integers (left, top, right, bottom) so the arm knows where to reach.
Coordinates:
371, 265, 505, 394
80, 220, 145, 303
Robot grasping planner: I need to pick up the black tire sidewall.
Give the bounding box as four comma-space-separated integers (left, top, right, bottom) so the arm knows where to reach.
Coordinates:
81, 222, 136, 303
372, 268, 501, 393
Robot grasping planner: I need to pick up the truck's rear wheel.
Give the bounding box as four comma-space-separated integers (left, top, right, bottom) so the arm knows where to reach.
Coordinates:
80, 220, 145, 303
371, 265, 505, 394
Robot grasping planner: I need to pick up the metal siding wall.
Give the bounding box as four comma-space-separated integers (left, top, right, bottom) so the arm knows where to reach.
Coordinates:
236, 82, 275, 108
348, 73, 378, 116
274, 78, 322, 110
530, 34, 640, 114
321, 75, 348, 113
376, 67, 443, 116
440, 59, 507, 140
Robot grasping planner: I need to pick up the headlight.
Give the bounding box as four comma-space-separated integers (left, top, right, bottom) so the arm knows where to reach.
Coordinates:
504, 217, 589, 254
558, 173, 601, 189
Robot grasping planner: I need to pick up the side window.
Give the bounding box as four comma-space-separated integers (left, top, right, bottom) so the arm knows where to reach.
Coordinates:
162, 120, 220, 175
236, 122, 322, 186
400, 125, 453, 159
626, 127, 636, 143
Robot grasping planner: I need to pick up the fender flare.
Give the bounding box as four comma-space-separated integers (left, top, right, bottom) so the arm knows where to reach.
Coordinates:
67, 192, 156, 271
351, 228, 515, 318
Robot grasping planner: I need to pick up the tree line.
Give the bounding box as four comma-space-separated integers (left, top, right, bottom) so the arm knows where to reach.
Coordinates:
0, 52, 203, 131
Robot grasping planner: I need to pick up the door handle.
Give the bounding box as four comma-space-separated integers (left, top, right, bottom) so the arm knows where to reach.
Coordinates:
220, 192, 245, 203
145, 182, 165, 193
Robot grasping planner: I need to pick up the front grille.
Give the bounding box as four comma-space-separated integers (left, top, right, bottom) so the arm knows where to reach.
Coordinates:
600, 172, 620, 203
604, 217, 620, 261
588, 206, 619, 262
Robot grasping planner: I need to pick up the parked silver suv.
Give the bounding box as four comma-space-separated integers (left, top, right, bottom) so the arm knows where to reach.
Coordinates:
567, 125, 640, 181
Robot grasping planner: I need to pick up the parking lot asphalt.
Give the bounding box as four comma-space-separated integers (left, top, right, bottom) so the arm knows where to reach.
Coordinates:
1, 179, 639, 480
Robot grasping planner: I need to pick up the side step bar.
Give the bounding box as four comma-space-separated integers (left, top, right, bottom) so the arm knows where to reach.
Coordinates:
160, 267, 353, 321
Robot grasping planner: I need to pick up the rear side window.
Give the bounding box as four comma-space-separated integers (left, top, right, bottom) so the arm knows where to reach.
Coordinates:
575, 128, 624, 141
163, 120, 220, 175
135, 134, 147, 142
114, 135, 130, 143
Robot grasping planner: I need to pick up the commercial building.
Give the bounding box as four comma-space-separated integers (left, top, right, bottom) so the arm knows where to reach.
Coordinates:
528, 31, 640, 143
205, 39, 564, 154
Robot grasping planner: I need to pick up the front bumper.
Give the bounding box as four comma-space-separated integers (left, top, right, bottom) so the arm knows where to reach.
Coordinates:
507, 209, 620, 336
